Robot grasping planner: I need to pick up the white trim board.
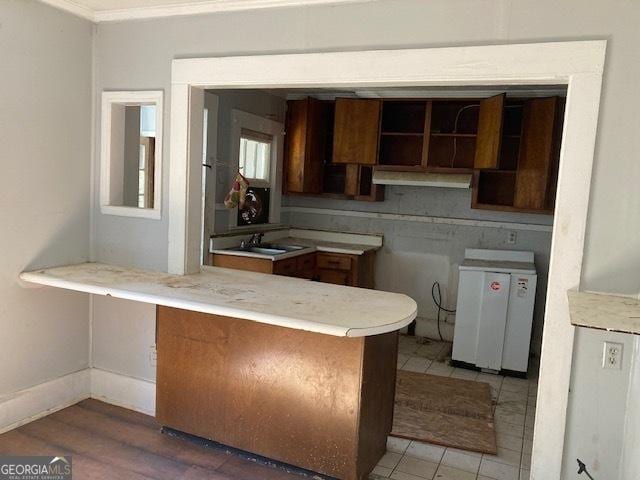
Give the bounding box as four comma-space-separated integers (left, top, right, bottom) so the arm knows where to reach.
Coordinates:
99, 90, 164, 220
167, 42, 606, 479
39, 0, 94, 20
283, 207, 553, 233
0, 369, 91, 434
37, 0, 377, 22
0, 368, 155, 434
91, 368, 156, 416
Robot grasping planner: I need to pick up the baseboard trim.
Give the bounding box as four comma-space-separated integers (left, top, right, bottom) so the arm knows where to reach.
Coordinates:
0, 369, 91, 434
90, 368, 156, 416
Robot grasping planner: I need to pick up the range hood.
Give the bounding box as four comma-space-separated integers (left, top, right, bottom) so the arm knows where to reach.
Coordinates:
372, 170, 472, 189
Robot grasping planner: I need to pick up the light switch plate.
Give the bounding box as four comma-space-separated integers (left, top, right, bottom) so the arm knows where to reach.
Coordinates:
602, 341, 623, 370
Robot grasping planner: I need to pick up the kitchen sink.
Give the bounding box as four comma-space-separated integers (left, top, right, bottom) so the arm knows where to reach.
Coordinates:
225, 243, 307, 255
261, 244, 306, 252
247, 247, 288, 255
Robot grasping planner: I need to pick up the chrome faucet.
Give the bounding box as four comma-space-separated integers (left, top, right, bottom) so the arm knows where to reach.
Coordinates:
250, 232, 264, 245
239, 232, 264, 249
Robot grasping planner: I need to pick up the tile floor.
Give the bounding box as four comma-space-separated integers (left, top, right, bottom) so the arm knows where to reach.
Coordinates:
370, 335, 537, 480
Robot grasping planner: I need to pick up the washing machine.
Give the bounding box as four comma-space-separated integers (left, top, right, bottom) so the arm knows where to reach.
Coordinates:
452, 248, 537, 375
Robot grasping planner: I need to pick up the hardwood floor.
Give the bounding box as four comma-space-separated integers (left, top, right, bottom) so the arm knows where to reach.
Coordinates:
0, 399, 316, 480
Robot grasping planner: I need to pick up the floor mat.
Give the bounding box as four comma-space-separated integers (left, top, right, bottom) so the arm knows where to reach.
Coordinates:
391, 370, 497, 455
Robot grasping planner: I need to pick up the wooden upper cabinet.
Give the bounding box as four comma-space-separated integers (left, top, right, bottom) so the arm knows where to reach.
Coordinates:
472, 96, 561, 214
378, 100, 430, 172
332, 98, 381, 165
514, 97, 558, 210
473, 94, 505, 169
284, 98, 328, 194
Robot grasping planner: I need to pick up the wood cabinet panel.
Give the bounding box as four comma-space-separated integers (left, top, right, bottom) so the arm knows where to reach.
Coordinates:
284, 99, 309, 193
316, 251, 375, 289
377, 100, 430, 172
474, 94, 505, 169
284, 98, 327, 194
296, 252, 315, 271
514, 97, 558, 210
345, 164, 360, 196
156, 306, 398, 479
317, 252, 352, 271
212, 250, 376, 289
332, 98, 381, 165
316, 269, 351, 286
272, 256, 298, 276
211, 254, 273, 274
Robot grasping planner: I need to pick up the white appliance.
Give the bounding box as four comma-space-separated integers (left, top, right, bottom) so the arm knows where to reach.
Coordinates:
452, 249, 537, 374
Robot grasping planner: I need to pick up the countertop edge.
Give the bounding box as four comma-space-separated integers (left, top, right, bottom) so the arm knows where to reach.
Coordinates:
568, 290, 640, 335
19, 265, 416, 338
210, 244, 374, 260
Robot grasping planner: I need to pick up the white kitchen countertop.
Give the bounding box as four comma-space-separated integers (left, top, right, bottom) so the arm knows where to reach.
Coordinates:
20, 263, 416, 337
210, 237, 378, 260
209, 228, 382, 260
568, 290, 640, 335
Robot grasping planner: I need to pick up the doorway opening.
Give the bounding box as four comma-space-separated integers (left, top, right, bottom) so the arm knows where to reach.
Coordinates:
167, 42, 605, 478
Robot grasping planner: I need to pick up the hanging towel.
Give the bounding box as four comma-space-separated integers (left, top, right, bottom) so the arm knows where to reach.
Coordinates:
224, 173, 249, 209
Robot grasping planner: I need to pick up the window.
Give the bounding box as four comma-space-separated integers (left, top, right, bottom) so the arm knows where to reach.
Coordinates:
238, 130, 272, 184
228, 109, 284, 229
100, 90, 163, 219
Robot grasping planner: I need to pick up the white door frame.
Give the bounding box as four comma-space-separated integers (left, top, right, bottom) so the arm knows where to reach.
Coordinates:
168, 41, 606, 479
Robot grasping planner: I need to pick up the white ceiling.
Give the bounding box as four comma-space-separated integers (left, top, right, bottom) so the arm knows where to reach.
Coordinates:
41, 0, 375, 22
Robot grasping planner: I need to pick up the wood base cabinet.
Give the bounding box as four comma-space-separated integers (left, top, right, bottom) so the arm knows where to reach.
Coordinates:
210, 250, 376, 288
156, 306, 399, 480
211, 252, 316, 279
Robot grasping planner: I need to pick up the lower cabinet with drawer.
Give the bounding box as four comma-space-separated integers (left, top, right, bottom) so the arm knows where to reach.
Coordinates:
315, 251, 375, 288
273, 253, 316, 279
211, 250, 375, 288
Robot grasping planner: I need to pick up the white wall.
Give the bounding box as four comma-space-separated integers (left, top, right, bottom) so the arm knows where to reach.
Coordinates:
90, 90, 286, 377
285, 188, 553, 355
91, 296, 156, 382
562, 328, 635, 479
620, 337, 640, 479
90, 2, 640, 478
0, 1, 92, 395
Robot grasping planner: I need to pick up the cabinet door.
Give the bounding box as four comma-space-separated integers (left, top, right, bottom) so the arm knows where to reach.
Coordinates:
316, 269, 352, 286
317, 253, 352, 271
332, 98, 381, 165
473, 94, 505, 169
513, 97, 558, 210
284, 98, 326, 194
272, 257, 298, 277
344, 164, 360, 196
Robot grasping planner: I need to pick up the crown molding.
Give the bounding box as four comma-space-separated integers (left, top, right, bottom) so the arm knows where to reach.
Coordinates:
39, 0, 376, 23
39, 0, 95, 21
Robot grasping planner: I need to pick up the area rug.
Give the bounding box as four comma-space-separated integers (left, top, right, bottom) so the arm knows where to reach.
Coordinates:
391, 370, 497, 454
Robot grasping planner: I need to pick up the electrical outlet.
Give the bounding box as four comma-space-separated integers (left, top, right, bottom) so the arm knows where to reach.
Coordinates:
149, 344, 157, 368
507, 231, 517, 244
602, 341, 623, 370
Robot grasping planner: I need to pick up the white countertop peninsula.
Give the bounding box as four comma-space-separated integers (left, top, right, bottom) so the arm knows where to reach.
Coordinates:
20, 262, 416, 337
